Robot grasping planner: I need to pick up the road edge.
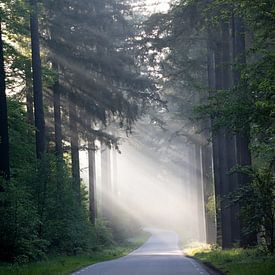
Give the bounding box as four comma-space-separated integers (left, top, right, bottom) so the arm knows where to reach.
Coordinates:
186, 256, 226, 275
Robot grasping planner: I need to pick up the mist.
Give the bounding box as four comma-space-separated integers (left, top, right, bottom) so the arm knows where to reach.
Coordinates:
80, 115, 215, 244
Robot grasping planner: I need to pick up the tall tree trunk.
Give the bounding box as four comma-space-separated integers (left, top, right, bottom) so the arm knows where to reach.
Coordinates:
52, 61, 63, 158
187, 145, 200, 240
207, 29, 223, 246
26, 79, 34, 125
0, 21, 10, 183
220, 21, 236, 248
209, 22, 239, 249
112, 149, 118, 196
30, 0, 45, 159
88, 139, 96, 225
69, 96, 80, 200
184, 145, 194, 240
30, 0, 47, 235
232, 15, 257, 247
101, 143, 111, 220
201, 128, 216, 244
208, 24, 234, 248
195, 144, 207, 243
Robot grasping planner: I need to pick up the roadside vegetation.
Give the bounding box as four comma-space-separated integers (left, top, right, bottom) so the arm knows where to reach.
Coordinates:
185, 243, 275, 275
0, 231, 150, 275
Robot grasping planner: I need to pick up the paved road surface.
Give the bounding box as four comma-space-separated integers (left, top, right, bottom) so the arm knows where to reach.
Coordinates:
72, 228, 210, 275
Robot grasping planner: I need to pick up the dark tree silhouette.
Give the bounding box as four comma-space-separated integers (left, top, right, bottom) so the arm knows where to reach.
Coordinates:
0, 21, 10, 183
30, 0, 45, 159
52, 61, 63, 158
88, 139, 96, 225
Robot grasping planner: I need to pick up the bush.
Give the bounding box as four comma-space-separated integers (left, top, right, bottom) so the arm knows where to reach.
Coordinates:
0, 98, 104, 262
0, 179, 48, 262
230, 165, 275, 253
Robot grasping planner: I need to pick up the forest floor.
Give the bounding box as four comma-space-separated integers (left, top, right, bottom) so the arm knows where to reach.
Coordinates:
0, 231, 150, 275
184, 243, 275, 275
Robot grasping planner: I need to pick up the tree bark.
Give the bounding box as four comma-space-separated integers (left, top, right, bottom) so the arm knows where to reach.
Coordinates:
112, 149, 118, 196
30, 0, 45, 159
69, 96, 80, 200
0, 21, 10, 183
187, 145, 200, 240
88, 139, 96, 225
208, 24, 234, 248
207, 28, 223, 246
101, 143, 111, 220
201, 129, 216, 244
26, 80, 34, 125
52, 61, 63, 158
232, 15, 257, 247
195, 144, 207, 243
220, 21, 235, 248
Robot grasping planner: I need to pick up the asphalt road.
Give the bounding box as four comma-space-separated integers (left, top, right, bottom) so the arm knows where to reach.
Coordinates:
71, 228, 210, 275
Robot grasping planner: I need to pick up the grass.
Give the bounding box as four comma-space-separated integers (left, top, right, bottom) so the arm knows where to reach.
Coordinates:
184, 243, 275, 275
0, 231, 151, 275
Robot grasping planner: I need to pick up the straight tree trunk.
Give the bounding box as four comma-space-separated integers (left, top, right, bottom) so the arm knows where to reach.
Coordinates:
188, 145, 200, 240
52, 61, 63, 158
201, 129, 216, 244
88, 139, 96, 225
232, 15, 257, 247
69, 96, 80, 200
208, 25, 234, 248
207, 29, 223, 246
112, 149, 118, 196
220, 21, 235, 248
101, 143, 111, 220
26, 79, 34, 125
29, 0, 47, 234
194, 144, 207, 243
184, 145, 194, 240
209, 22, 240, 249
30, 0, 45, 159
0, 21, 10, 183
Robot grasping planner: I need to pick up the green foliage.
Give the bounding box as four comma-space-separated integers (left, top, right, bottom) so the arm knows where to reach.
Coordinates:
206, 194, 216, 219
0, 178, 47, 262
0, 98, 111, 262
196, 51, 275, 167
144, 0, 274, 252
1, 0, 155, 264
230, 165, 275, 253
34, 157, 96, 256
94, 219, 114, 247
0, 230, 150, 275
194, 1, 275, 252
186, 245, 275, 275
7, 99, 36, 170
0, 156, 97, 262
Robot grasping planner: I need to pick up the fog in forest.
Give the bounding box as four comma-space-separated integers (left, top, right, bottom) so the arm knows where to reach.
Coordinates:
1, 0, 274, 271
80, 114, 212, 244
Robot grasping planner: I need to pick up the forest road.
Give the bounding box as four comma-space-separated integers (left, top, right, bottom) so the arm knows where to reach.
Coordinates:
71, 228, 210, 275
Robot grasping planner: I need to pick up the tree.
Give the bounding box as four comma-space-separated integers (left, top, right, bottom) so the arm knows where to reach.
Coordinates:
88, 139, 96, 225
0, 20, 10, 182
52, 61, 63, 158
232, 15, 256, 247
42, 0, 158, 205
29, 0, 45, 159
140, 0, 274, 248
